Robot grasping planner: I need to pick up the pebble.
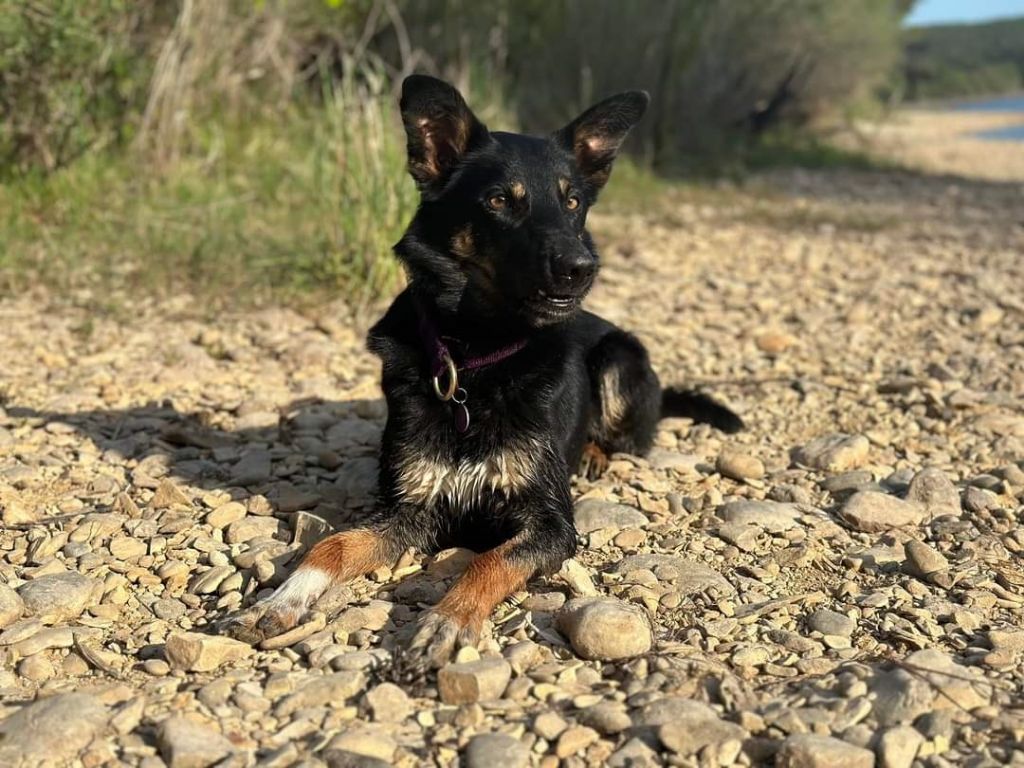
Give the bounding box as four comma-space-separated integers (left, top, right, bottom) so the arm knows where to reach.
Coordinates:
716, 449, 765, 481
17, 572, 97, 622
0, 583, 25, 628
463, 733, 530, 768
0, 693, 109, 765
872, 648, 990, 725
656, 700, 746, 755
776, 733, 874, 768
275, 672, 368, 716
793, 434, 869, 471
437, 658, 512, 704
555, 725, 599, 758
364, 682, 412, 722
573, 499, 648, 533
226, 516, 284, 544
807, 608, 856, 637
157, 717, 235, 768
877, 725, 924, 768
904, 539, 949, 577
905, 468, 961, 517
838, 491, 925, 532
164, 631, 254, 672
612, 554, 734, 594
556, 597, 652, 660
151, 479, 192, 509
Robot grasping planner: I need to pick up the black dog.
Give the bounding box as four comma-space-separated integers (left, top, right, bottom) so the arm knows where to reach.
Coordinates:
224, 75, 742, 666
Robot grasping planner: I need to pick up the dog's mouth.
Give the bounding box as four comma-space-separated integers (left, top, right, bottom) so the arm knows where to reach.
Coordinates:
525, 289, 584, 322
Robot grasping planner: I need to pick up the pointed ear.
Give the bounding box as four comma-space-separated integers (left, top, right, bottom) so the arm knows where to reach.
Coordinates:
555, 91, 649, 197
400, 75, 489, 190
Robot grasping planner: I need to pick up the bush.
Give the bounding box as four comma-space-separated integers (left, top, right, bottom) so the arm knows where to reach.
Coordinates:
0, 1, 160, 175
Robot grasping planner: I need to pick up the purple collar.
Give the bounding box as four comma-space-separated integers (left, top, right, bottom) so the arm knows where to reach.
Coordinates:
413, 295, 527, 433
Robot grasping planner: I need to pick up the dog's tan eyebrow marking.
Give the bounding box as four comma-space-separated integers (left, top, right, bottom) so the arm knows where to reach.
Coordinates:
510, 181, 526, 200
558, 177, 571, 196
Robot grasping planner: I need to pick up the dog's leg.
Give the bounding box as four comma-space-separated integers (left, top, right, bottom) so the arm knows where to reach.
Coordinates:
222, 527, 400, 643
221, 500, 441, 644
585, 330, 662, 460
407, 514, 576, 668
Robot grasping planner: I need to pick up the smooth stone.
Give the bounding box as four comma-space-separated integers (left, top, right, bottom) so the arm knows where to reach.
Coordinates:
17, 572, 98, 622
793, 434, 869, 472
573, 499, 648, 534
463, 733, 530, 768
157, 717, 235, 768
839, 491, 925, 532
556, 597, 652, 661
437, 658, 512, 704
164, 631, 253, 672
0, 693, 108, 765
905, 468, 961, 518
612, 554, 734, 594
776, 734, 874, 768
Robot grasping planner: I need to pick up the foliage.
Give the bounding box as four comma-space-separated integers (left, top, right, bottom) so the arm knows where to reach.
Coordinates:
384, 0, 908, 168
0, 0, 163, 174
0, 0, 915, 304
0, 70, 417, 308
901, 17, 1024, 100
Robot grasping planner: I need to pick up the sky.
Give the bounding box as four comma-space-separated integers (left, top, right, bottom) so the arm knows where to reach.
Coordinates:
905, 0, 1024, 27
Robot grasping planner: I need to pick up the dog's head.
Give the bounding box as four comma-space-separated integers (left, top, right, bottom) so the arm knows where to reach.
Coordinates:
396, 75, 648, 328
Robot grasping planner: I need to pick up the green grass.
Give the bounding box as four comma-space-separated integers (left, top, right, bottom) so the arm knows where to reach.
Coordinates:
0, 88, 418, 312
0, 97, 905, 314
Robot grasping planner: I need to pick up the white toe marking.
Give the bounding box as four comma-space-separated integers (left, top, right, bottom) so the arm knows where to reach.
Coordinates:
263, 568, 330, 610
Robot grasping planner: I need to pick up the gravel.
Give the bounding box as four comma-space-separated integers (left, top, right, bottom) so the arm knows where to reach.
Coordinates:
1, 135, 1022, 766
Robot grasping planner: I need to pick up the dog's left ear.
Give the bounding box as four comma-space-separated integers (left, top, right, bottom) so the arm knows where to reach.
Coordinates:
555, 91, 649, 197
400, 75, 489, 191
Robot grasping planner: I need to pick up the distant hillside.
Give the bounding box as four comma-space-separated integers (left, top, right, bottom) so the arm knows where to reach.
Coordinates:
902, 16, 1024, 100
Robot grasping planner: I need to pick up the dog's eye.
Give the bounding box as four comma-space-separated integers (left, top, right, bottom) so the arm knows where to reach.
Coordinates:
566, 195, 580, 211
487, 194, 508, 210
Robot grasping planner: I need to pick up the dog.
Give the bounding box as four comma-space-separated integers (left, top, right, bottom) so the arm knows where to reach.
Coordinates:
223, 75, 742, 667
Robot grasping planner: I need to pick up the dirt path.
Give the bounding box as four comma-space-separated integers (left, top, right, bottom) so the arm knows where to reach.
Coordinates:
1, 119, 1023, 767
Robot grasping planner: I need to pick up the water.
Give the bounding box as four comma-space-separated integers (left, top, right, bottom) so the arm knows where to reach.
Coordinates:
955, 94, 1024, 142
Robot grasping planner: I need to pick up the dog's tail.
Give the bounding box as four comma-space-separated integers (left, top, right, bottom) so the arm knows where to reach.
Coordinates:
660, 388, 744, 433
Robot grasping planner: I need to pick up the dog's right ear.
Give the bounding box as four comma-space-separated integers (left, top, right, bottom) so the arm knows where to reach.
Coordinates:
400, 75, 489, 190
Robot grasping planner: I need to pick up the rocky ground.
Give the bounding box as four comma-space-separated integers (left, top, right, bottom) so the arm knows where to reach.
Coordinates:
1, 121, 1023, 768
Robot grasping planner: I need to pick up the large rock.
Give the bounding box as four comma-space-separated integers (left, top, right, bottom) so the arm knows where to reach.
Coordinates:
0, 693, 108, 766
793, 434, 869, 472
164, 631, 253, 672
776, 734, 874, 768
157, 717, 234, 768
839, 491, 925, 532
556, 597, 652, 661
17, 572, 98, 622
573, 500, 648, 534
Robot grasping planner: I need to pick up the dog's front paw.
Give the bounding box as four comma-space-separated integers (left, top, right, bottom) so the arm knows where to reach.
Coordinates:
219, 600, 303, 645
404, 609, 480, 670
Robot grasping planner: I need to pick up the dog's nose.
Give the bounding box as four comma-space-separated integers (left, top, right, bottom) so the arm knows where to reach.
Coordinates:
550, 251, 595, 287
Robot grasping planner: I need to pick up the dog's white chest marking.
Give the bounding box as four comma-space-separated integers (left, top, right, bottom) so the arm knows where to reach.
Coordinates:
396, 443, 537, 507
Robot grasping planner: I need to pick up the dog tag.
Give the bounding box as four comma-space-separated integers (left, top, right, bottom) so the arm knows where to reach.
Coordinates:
452, 388, 470, 433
